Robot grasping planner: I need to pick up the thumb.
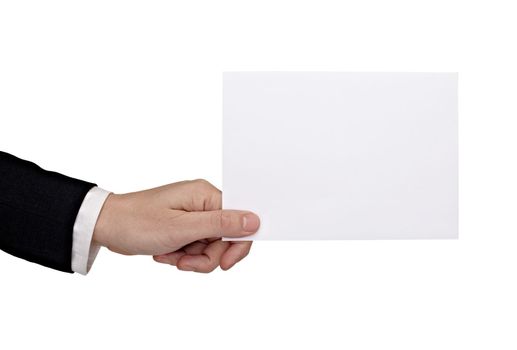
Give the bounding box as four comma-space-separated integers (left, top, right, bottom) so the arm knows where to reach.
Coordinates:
178, 210, 260, 241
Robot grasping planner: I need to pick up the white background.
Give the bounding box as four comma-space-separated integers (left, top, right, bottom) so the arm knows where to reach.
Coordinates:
0, 1, 515, 349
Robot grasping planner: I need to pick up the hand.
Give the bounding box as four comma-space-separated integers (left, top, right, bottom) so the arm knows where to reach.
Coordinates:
92, 179, 260, 272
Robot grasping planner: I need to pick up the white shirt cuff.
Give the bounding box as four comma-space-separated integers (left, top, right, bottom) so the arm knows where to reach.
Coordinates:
71, 186, 111, 275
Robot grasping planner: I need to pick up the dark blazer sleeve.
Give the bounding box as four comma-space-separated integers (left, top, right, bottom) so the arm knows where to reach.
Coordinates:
0, 151, 96, 272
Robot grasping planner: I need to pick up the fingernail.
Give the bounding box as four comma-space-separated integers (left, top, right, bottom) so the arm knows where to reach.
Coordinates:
242, 213, 260, 232
153, 255, 166, 262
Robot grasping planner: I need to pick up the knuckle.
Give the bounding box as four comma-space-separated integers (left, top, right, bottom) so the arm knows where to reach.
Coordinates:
191, 178, 210, 188
190, 179, 220, 210
205, 193, 222, 211
242, 249, 251, 259
193, 179, 219, 194
200, 263, 217, 273
178, 266, 194, 272
220, 211, 233, 231
207, 259, 219, 272
198, 266, 212, 273
210, 211, 224, 231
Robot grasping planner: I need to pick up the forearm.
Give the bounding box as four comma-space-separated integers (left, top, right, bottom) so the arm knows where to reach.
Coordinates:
0, 151, 96, 272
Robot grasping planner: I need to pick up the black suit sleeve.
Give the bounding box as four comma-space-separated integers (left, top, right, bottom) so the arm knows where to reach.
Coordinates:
0, 151, 96, 272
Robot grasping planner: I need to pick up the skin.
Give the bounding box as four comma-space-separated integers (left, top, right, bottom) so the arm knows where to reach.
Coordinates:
92, 179, 260, 273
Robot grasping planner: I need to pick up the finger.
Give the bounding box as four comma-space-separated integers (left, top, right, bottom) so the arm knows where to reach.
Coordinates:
178, 179, 222, 212
196, 181, 222, 211
176, 210, 260, 242
220, 242, 253, 270
152, 240, 208, 265
177, 240, 230, 273
183, 241, 207, 255
153, 250, 186, 265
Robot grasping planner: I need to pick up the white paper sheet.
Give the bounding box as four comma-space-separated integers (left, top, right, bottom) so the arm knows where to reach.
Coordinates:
223, 72, 458, 240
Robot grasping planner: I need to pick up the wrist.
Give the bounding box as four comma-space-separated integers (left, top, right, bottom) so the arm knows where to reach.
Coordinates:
92, 193, 120, 248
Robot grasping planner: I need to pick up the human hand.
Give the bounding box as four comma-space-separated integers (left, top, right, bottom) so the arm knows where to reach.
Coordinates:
92, 179, 259, 272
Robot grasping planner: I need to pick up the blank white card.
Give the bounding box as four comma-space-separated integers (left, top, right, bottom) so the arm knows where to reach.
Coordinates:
223, 72, 458, 240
